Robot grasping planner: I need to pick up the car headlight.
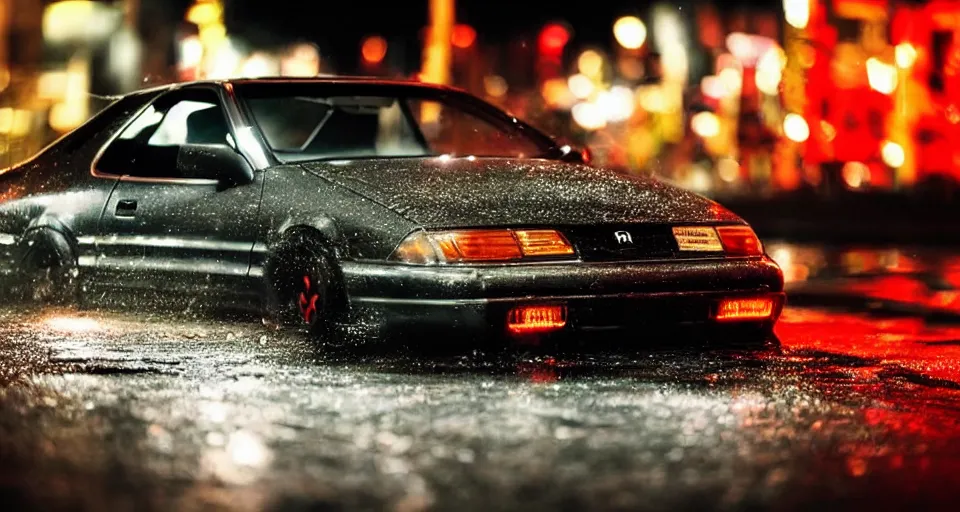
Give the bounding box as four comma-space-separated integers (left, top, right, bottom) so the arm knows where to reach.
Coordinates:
389, 229, 576, 264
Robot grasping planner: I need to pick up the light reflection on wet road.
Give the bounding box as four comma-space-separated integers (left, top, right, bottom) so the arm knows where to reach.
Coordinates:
4, 249, 960, 509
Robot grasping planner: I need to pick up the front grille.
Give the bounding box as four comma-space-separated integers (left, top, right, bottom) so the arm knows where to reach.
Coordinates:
561, 224, 720, 262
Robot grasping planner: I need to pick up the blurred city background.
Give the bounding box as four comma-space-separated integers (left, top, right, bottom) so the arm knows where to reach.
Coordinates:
1, 0, 957, 203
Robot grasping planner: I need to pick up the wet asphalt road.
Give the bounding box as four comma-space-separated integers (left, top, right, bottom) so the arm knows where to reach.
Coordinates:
5, 246, 960, 510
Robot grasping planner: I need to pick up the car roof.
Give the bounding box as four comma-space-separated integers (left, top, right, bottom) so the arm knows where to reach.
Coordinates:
126, 76, 461, 98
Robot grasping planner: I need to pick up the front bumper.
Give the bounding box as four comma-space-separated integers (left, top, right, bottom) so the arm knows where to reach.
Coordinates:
340, 257, 785, 336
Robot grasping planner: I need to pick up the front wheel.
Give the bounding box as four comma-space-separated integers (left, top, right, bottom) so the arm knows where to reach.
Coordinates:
18, 232, 80, 306
270, 243, 343, 339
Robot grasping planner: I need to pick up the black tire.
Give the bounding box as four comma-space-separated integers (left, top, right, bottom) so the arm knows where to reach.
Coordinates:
19, 231, 79, 306
269, 238, 343, 339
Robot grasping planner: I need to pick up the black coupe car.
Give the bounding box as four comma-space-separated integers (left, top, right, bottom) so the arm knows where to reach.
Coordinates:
0, 77, 784, 345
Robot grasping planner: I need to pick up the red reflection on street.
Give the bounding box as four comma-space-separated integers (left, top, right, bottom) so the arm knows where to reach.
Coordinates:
517, 357, 559, 383
778, 307, 960, 465
777, 308, 960, 387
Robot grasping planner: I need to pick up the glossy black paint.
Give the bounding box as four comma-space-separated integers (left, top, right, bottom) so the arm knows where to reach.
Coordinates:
304, 158, 743, 229
0, 78, 784, 339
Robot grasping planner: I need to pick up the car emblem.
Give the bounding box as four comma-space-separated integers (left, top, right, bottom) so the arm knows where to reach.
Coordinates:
614, 231, 633, 244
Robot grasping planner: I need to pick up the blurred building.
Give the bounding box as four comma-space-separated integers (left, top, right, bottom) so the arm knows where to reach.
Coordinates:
1, 0, 45, 166
779, 0, 960, 195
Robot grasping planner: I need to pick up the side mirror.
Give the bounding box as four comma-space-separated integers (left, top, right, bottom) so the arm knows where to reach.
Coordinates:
558, 143, 592, 165
177, 143, 254, 187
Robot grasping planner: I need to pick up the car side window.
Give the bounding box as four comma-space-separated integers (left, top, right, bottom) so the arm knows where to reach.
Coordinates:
97, 88, 234, 179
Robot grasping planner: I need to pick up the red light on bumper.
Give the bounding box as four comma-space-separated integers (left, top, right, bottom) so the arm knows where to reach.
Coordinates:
507, 305, 567, 334
715, 297, 775, 321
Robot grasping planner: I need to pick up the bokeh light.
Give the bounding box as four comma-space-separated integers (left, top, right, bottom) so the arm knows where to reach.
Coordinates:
718, 67, 742, 93
882, 141, 906, 168
701, 75, 728, 99
866, 57, 897, 94
572, 102, 606, 130
783, 0, 810, 29
539, 23, 570, 53
755, 46, 786, 95
361, 35, 388, 64
691, 112, 720, 138
842, 161, 870, 188
484, 75, 508, 97
613, 16, 647, 50
541, 78, 575, 108
577, 50, 605, 78
597, 86, 635, 122
452, 24, 477, 49
783, 113, 809, 142
717, 157, 741, 182
895, 43, 917, 69
567, 74, 595, 99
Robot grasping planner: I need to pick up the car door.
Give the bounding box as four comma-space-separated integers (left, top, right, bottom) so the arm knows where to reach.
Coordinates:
90, 86, 263, 297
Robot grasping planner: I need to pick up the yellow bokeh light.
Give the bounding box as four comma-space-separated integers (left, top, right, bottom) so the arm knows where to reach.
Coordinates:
572, 102, 606, 130
691, 111, 720, 138
597, 86, 635, 123
895, 43, 917, 69
866, 57, 897, 94
881, 141, 905, 168
541, 78, 574, 108
718, 67, 742, 93
0, 108, 33, 137
783, 0, 810, 29
613, 16, 647, 50
638, 86, 666, 113
842, 161, 870, 188
820, 120, 837, 141
37, 71, 68, 101
717, 157, 740, 183
567, 74, 595, 99
783, 113, 809, 142
198, 23, 226, 48
755, 47, 786, 96
484, 75, 508, 97
187, 1, 222, 26
577, 50, 604, 77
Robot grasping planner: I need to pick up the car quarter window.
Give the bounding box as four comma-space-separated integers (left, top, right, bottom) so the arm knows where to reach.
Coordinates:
96, 88, 235, 179
406, 99, 541, 158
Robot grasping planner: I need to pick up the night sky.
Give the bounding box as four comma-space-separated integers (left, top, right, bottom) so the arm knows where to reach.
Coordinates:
219, 0, 780, 74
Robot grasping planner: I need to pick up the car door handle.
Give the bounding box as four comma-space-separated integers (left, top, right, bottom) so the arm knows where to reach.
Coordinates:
115, 199, 138, 217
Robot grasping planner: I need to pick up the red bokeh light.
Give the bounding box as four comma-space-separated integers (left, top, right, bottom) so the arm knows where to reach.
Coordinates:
452, 24, 477, 49
539, 23, 570, 54
361, 35, 387, 64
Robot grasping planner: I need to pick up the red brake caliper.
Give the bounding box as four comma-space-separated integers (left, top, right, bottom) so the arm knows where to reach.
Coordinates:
297, 275, 320, 324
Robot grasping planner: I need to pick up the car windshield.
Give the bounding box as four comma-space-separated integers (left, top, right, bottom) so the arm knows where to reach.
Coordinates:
234, 83, 555, 163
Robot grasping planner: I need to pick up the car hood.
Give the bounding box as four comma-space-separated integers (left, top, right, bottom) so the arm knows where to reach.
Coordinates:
300, 158, 743, 227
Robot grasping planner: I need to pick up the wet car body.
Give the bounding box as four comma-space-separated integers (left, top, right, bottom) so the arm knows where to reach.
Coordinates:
0, 77, 784, 344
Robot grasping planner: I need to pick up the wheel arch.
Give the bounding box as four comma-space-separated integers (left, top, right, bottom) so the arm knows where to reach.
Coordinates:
264, 222, 348, 313
17, 216, 79, 270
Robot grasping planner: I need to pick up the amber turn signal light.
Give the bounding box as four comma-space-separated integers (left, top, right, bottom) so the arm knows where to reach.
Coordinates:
715, 297, 775, 321
507, 305, 568, 334
716, 226, 763, 257
390, 229, 575, 264
514, 229, 575, 257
